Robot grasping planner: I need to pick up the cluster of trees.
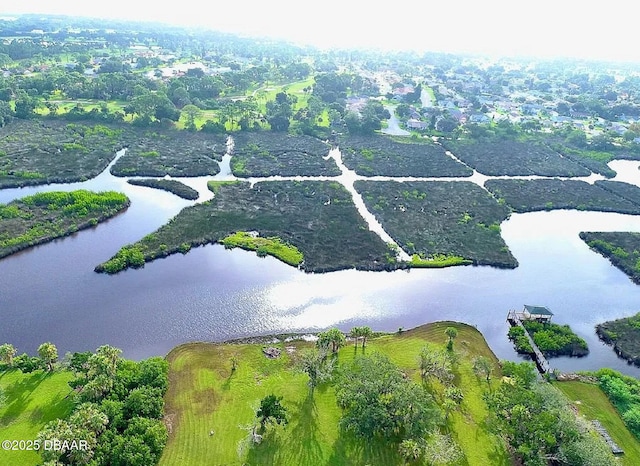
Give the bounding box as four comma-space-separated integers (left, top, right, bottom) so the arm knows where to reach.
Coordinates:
485, 361, 617, 466
289, 326, 471, 463
508, 325, 535, 354
40, 345, 169, 466
522, 321, 589, 357
343, 100, 390, 135
0, 27, 304, 131
336, 352, 441, 447
596, 368, 640, 439
1, 342, 169, 465
312, 71, 378, 104
0, 342, 58, 373
0, 14, 408, 137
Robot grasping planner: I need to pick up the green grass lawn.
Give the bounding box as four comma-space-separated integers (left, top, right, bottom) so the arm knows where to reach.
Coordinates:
160, 322, 509, 466
555, 381, 640, 466
0, 369, 74, 466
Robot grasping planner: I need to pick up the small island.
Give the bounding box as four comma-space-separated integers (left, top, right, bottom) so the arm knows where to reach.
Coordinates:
507, 306, 589, 358
127, 178, 200, 200
581, 231, 640, 284
0, 190, 130, 259
596, 313, 640, 366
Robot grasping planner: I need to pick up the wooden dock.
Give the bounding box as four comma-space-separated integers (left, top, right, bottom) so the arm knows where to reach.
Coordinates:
507, 310, 551, 374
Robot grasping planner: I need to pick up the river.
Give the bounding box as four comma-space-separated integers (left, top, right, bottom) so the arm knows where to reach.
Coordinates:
2, 149, 640, 377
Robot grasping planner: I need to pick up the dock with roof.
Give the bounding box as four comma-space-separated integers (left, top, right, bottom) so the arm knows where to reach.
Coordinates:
507, 305, 554, 374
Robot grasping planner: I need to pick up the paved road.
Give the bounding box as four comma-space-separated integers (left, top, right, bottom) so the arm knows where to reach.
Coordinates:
381, 105, 409, 136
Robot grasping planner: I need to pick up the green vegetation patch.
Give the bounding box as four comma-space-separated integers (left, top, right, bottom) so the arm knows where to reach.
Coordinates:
160, 322, 508, 466
596, 312, 640, 366
548, 142, 618, 178
221, 231, 304, 266
0, 120, 126, 188
580, 231, 640, 284
355, 180, 518, 268
522, 320, 589, 357
127, 178, 199, 200
485, 179, 640, 214
111, 129, 226, 177
595, 180, 640, 207
0, 190, 130, 259
486, 362, 620, 466
595, 368, 640, 442
231, 132, 339, 177
507, 325, 534, 354
444, 138, 591, 176
0, 370, 75, 466
555, 380, 640, 466
409, 253, 472, 268
96, 180, 393, 274
339, 135, 472, 177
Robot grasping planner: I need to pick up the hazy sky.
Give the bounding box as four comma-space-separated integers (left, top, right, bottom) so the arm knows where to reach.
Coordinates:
4, 1, 639, 62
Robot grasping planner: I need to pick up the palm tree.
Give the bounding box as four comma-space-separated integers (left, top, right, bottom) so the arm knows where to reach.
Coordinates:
0, 343, 16, 367
445, 327, 458, 351
360, 326, 373, 349
317, 328, 346, 354
349, 327, 362, 348
37, 342, 58, 372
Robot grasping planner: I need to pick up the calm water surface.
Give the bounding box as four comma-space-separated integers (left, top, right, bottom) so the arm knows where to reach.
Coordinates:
2, 156, 640, 377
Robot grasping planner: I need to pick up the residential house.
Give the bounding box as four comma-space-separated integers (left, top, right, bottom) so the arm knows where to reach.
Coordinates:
406, 119, 428, 130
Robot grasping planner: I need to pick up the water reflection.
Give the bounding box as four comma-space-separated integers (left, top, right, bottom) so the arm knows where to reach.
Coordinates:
3, 148, 640, 377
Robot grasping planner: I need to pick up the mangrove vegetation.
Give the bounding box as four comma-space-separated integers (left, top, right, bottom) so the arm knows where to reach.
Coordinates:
96, 180, 394, 274
0, 121, 126, 188
485, 179, 640, 214
127, 178, 199, 200
354, 180, 518, 268
508, 321, 588, 358
339, 135, 472, 177
0, 190, 129, 259
596, 313, 640, 366
581, 231, 640, 284
230, 132, 340, 177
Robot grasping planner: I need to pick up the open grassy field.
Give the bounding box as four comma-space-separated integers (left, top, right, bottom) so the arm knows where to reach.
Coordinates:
0, 369, 74, 466
159, 322, 509, 466
554, 381, 640, 466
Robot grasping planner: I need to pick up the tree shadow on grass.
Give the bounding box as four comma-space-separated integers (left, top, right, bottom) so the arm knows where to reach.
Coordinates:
244, 391, 325, 466
0, 370, 50, 426
327, 429, 400, 465
221, 370, 235, 392
287, 392, 324, 465
487, 443, 512, 466
244, 428, 284, 466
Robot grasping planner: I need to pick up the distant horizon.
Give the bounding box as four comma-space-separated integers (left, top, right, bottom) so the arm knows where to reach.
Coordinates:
3, 1, 640, 64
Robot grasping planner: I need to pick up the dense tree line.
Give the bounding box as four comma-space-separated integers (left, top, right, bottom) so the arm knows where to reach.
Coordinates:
485, 361, 617, 466
596, 368, 640, 439
0, 342, 168, 465
43, 345, 168, 466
